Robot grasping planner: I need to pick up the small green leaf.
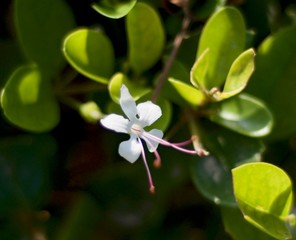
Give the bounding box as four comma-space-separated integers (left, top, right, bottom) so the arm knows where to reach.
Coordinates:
1, 64, 60, 132
221, 206, 277, 240
92, 0, 137, 19
210, 93, 273, 137
15, 0, 75, 75
190, 48, 209, 91
63, 28, 114, 84
218, 48, 255, 100
108, 72, 150, 103
197, 7, 246, 90
168, 78, 206, 106
232, 162, 293, 239
126, 2, 165, 74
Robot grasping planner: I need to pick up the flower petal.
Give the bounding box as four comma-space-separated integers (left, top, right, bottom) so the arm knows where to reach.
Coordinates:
100, 114, 129, 133
137, 101, 162, 127
143, 129, 163, 152
119, 136, 142, 163
119, 85, 137, 121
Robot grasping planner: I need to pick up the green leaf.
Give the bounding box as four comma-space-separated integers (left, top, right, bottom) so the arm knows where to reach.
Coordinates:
15, 0, 75, 75
63, 28, 114, 84
108, 72, 150, 103
1, 64, 60, 132
217, 48, 255, 100
161, 58, 190, 106
197, 7, 246, 90
168, 78, 206, 106
92, 0, 137, 19
191, 121, 264, 207
246, 25, 296, 140
221, 206, 277, 240
232, 162, 293, 239
126, 2, 165, 74
210, 93, 273, 137
190, 48, 209, 91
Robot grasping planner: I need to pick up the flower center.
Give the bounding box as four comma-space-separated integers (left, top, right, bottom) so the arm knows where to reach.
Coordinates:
131, 123, 143, 136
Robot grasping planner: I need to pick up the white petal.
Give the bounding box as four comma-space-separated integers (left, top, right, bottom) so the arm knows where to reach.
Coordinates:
137, 101, 162, 127
143, 129, 163, 152
119, 136, 142, 163
100, 114, 129, 133
119, 85, 137, 121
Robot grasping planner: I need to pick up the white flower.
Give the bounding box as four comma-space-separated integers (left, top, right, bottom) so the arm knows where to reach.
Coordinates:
101, 85, 208, 193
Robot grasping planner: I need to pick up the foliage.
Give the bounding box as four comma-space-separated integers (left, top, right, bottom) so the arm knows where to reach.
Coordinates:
0, 0, 296, 239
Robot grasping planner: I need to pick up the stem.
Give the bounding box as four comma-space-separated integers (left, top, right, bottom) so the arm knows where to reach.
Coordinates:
58, 96, 81, 110
62, 82, 106, 95
186, 109, 209, 156
151, 7, 191, 103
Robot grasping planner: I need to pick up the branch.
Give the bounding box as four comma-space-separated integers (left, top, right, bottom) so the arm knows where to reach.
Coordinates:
152, 3, 191, 103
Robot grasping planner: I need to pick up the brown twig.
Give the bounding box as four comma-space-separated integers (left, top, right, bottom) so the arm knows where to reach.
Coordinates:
151, 1, 192, 103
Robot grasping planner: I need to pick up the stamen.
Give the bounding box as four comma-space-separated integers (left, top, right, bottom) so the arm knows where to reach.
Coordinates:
138, 138, 155, 194
143, 131, 206, 156
141, 135, 162, 168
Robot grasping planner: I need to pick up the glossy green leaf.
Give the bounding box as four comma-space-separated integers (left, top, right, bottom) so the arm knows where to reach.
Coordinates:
15, 0, 75, 75
1, 64, 60, 132
190, 48, 209, 91
232, 162, 293, 239
217, 48, 255, 100
221, 206, 277, 240
126, 2, 165, 74
108, 72, 150, 103
197, 7, 246, 90
191, 122, 264, 207
63, 28, 114, 84
92, 0, 137, 19
210, 93, 273, 137
246, 25, 296, 140
168, 78, 206, 106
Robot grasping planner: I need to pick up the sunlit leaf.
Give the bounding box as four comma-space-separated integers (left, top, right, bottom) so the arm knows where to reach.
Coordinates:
217, 48, 255, 100
15, 0, 75, 75
1, 64, 60, 132
168, 78, 206, 106
232, 162, 293, 239
210, 93, 273, 137
126, 2, 165, 74
92, 0, 137, 19
197, 7, 246, 90
63, 28, 114, 84
190, 48, 209, 91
